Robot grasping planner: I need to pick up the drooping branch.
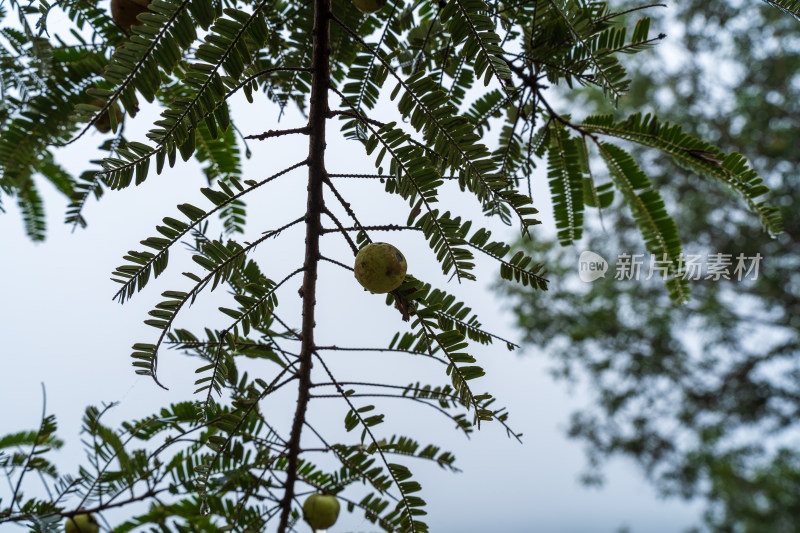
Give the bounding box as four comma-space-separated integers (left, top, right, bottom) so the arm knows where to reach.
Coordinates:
321, 206, 358, 255
310, 351, 422, 528
112, 159, 308, 303
201, 267, 305, 413
323, 175, 372, 244
139, 215, 305, 389
9, 384, 49, 513
93, 67, 312, 182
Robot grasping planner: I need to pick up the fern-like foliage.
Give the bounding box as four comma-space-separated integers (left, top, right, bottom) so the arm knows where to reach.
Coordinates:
581, 113, 783, 236
0, 35, 106, 238
547, 120, 585, 245
596, 141, 687, 302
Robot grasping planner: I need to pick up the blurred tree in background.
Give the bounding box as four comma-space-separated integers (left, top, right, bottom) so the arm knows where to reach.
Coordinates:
501, 1, 800, 531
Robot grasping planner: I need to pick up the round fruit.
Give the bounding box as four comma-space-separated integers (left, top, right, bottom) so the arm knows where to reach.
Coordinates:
354, 242, 407, 294
302, 493, 340, 531
92, 99, 124, 133
352, 0, 387, 14
65, 513, 100, 533
110, 0, 150, 29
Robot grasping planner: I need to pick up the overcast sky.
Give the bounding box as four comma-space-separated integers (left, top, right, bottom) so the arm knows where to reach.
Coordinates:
1, 4, 706, 532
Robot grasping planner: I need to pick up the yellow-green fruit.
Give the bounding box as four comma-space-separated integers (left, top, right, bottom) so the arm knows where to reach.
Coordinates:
352, 0, 386, 14
110, 0, 150, 29
65, 513, 100, 533
354, 242, 407, 294
302, 493, 340, 531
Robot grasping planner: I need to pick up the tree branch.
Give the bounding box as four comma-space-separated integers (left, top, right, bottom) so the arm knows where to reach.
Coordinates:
276, 0, 330, 529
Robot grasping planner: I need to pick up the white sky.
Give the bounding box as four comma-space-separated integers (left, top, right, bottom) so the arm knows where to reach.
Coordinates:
0, 3, 706, 532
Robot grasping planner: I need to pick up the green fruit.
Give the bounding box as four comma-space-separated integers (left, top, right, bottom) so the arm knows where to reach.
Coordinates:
302, 493, 340, 531
354, 242, 407, 294
352, 0, 386, 14
91, 99, 123, 133
65, 513, 100, 533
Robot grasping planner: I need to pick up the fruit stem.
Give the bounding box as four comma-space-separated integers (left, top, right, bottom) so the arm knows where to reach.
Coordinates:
275, 0, 330, 530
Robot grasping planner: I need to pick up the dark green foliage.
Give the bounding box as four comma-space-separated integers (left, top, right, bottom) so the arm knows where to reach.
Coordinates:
547, 120, 585, 245
581, 112, 783, 237
595, 141, 686, 301
0, 33, 107, 238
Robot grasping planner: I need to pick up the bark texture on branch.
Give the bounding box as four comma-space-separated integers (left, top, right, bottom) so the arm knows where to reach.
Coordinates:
276, 0, 330, 530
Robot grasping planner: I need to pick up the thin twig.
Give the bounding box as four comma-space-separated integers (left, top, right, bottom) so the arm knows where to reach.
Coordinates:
245, 126, 311, 140
321, 224, 418, 234
322, 207, 358, 255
